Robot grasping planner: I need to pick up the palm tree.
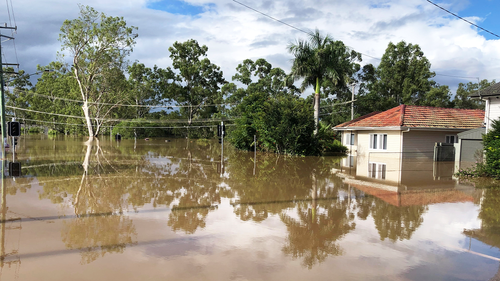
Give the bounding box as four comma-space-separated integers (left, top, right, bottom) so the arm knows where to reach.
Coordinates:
288, 29, 361, 134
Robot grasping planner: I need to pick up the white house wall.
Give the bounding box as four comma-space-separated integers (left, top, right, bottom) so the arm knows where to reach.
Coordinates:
487, 97, 500, 132
355, 130, 402, 184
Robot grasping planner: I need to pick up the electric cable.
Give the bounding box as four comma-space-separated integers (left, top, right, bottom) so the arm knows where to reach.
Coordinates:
9, 116, 235, 129
426, 0, 500, 38
13, 89, 239, 108
233, 0, 494, 79
7, 106, 238, 124
232, 0, 381, 61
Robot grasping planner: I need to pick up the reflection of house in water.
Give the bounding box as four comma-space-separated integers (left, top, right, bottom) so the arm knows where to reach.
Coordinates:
336, 158, 479, 207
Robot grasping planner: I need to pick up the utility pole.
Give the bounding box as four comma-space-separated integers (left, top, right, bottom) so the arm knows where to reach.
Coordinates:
350, 83, 356, 120
0, 24, 19, 151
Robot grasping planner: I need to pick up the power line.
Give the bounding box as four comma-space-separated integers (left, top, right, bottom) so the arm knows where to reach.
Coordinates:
233, 0, 495, 80
5, 0, 12, 27
232, 0, 381, 61
426, 0, 500, 38
14, 90, 238, 108
9, 116, 232, 129
434, 73, 479, 80
7, 106, 238, 123
233, 0, 312, 36
9, 0, 16, 30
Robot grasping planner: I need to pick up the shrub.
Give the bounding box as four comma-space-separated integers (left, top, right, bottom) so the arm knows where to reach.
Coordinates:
28, 127, 42, 134
230, 92, 320, 156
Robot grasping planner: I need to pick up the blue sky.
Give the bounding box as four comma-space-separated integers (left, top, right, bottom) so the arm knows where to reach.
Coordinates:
437, 0, 500, 40
147, 0, 215, 16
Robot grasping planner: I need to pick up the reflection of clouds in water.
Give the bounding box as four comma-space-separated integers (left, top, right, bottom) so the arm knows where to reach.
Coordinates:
410, 203, 482, 250
201, 199, 287, 250
337, 201, 488, 279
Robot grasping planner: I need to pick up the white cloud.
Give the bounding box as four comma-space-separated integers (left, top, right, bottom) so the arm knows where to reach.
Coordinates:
3, 0, 498, 94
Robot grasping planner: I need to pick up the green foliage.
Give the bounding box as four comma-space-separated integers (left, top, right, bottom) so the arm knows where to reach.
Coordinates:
288, 29, 362, 131
111, 119, 174, 138
369, 41, 435, 108
126, 62, 176, 119
482, 119, 500, 178
316, 123, 347, 154
417, 82, 452, 108
167, 39, 226, 125
59, 5, 137, 137
28, 127, 43, 134
453, 79, 495, 109
457, 119, 500, 179
230, 92, 318, 155
48, 129, 58, 136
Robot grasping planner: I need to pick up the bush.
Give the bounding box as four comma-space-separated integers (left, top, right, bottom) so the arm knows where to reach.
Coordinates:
112, 119, 175, 139
28, 127, 42, 134
316, 123, 348, 154
48, 129, 58, 136
230, 92, 322, 156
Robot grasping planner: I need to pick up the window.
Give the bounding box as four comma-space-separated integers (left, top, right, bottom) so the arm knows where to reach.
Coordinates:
370, 134, 387, 150
345, 132, 355, 145
445, 135, 458, 144
344, 155, 355, 167
368, 163, 387, 179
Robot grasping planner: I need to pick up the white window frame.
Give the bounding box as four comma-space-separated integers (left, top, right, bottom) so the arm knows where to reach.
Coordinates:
368, 162, 387, 180
344, 155, 355, 167
445, 135, 458, 144
369, 133, 387, 150
345, 132, 355, 145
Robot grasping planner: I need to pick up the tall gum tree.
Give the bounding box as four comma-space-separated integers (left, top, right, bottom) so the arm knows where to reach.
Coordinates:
288, 29, 361, 134
374, 41, 434, 107
167, 40, 226, 130
58, 5, 137, 140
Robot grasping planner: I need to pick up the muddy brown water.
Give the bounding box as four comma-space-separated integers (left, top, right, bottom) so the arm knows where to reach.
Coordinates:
0, 136, 499, 280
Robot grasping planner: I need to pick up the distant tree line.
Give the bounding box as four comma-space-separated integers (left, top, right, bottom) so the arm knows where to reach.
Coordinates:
3, 5, 495, 155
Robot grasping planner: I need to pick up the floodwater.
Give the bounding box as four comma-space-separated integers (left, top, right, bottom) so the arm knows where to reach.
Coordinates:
1, 136, 499, 281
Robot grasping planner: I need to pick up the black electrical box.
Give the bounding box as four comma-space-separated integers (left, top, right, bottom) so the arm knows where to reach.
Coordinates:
8, 121, 20, 137
9, 162, 21, 177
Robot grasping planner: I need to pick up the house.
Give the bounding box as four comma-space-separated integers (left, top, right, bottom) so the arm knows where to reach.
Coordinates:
469, 81, 500, 133
334, 105, 484, 185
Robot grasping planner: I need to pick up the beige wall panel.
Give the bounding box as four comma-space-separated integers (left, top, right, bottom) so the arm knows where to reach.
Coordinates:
402, 130, 462, 158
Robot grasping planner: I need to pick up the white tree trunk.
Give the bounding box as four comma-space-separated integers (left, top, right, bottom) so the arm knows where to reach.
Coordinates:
82, 101, 94, 140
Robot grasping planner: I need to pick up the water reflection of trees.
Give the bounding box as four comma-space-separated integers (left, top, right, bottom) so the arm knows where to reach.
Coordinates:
226, 153, 356, 268
33, 139, 231, 252
18, 138, 430, 267
371, 203, 426, 242
350, 188, 427, 242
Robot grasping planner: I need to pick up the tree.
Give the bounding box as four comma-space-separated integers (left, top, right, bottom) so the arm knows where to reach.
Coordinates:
30, 62, 83, 134
224, 58, 298, 116
417, 82, 452, 108
59, 5, 137, 140
372, 41, 435, 108
167, 40, 226, 129
126, 63, 176, 119
230, 91, 318, 155
453, 79, 495, 109
4, 68, 33, 125
288, 29, 361, 134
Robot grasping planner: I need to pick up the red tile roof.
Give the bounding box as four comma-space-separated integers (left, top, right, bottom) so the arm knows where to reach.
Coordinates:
335, 105, 484, 129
